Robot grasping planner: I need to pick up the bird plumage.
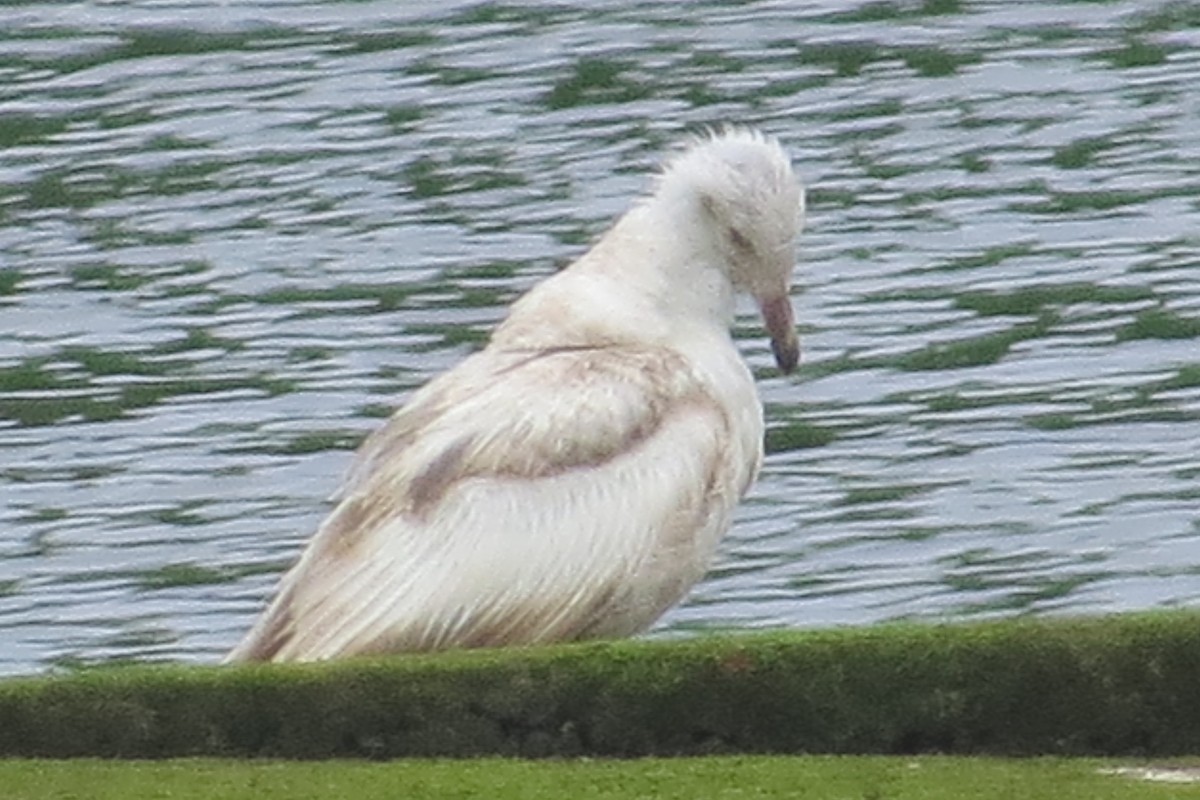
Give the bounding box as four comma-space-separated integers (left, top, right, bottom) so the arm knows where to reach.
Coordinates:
226, 127, 804, 662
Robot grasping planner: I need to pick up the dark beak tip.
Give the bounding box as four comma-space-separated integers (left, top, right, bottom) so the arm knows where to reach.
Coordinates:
771, 339, 800, 375
758, 292, 799, 374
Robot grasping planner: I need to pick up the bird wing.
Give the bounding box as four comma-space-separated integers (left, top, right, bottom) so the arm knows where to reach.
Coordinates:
227, 344, 757, 662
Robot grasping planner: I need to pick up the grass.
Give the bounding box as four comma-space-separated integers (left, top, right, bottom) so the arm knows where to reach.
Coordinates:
1, 756, 1197, 800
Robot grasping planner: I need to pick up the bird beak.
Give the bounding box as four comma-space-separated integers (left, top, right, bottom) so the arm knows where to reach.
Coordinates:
758, 294, 799, 374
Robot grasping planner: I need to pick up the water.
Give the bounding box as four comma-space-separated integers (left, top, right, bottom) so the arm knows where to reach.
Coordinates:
1, 0, 1198, 675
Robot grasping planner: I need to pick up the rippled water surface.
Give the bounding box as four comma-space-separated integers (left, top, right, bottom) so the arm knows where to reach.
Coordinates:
2, 0, 1199, 674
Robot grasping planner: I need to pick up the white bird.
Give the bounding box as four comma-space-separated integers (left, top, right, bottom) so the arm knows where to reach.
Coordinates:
226, 128, 805, 662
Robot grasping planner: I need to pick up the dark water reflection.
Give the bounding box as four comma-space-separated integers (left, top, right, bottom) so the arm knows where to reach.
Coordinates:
1, 0, 1198, 674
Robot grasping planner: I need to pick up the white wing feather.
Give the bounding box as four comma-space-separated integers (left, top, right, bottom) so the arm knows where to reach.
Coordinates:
226, 344, 756, 662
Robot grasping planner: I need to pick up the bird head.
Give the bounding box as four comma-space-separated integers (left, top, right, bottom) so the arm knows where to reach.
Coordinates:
660, 129, 805, 373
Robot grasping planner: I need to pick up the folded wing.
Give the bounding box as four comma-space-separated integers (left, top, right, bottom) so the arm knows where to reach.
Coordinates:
226, 344, 754, 662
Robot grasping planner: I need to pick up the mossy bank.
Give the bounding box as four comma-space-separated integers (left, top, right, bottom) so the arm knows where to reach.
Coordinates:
3, 612, 1200, 759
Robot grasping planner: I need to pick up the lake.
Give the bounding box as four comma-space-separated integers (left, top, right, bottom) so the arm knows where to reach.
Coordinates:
1, 0, 1198, 675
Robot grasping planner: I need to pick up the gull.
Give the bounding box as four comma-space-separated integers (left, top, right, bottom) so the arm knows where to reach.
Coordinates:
226, 127, 805, 662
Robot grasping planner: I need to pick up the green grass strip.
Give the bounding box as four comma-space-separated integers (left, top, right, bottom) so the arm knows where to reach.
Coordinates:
3, 612, 1200, 759
1, 756, 1196, 799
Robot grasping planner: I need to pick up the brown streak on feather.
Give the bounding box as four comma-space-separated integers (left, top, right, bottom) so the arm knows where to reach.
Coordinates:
307, 346, 724, 596
466, 393, 717, 487
345, 400, 446, 494
406, 436, 475, 518
458, 579, 624, 648
235, 589, 296, 662
322, 494, 383, 559
248, 626, 294, 662
358, 580, 630, 655
570, 582, 625, 639
393, 348, 720, 520
492, 344, 613, 377
663, 453, 723, 552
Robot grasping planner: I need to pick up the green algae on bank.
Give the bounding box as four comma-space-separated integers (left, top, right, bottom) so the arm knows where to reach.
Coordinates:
0, 756, 1193, 800
3, 613, 1200, 760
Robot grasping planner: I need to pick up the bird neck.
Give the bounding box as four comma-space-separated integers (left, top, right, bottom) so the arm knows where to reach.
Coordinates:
580, 201, 737, 331
489, 199, 738, 355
